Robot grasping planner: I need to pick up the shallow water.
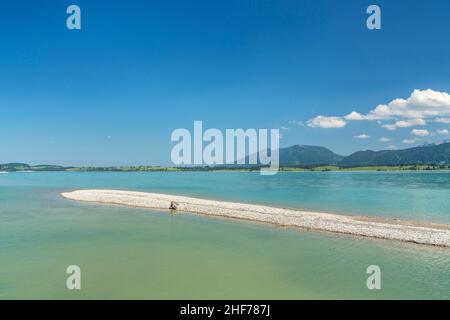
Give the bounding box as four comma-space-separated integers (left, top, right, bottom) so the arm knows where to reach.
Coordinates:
0, 171, 449, 299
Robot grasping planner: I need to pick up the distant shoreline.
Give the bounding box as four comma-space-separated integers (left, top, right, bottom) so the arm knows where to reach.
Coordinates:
2, 164, 450, 173
3, 142, 450, 172
61, 189, 450, 247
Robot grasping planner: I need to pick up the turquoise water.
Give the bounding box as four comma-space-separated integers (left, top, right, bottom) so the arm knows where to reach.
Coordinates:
1, 171, 449, 299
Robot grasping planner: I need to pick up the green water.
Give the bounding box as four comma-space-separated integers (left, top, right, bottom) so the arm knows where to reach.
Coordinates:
0, 172, 449, 299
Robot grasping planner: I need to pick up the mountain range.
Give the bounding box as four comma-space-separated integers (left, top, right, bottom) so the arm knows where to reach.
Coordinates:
261, 142, 450, 167
337, 142, 450, 167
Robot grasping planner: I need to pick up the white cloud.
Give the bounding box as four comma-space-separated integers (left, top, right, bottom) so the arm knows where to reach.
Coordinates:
382, 124, 397, 131
411, 129, 430, 137
402, 139, 417, 144
435, 117, 450, 124
379, 137, 390, 142
307, 116, 347, 128
308, 90, 450, 140
437, 129, 449, 135
387, 145, 397, 150
344, 111, 366, 120
280, 126, 289, 130
396, 118, 427, 127
381, 118, 426, 130
314, 89, 450, 130
395, 118, 427, 128
382, 119, 426, 130
345, 89, 450, 120
354, 134, 370, 139
344, 111, 370, 120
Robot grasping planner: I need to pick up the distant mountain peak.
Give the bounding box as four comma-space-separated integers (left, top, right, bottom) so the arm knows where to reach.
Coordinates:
279, 145, 343, 166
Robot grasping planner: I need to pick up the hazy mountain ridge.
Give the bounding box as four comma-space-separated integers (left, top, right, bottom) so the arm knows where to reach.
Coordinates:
0, 163, 68, 172
338, 142, 450, 167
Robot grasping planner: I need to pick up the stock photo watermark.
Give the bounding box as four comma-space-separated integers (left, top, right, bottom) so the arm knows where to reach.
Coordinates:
64, 4, 380, 31
66, 5, 81, 30
66, 265, 81, 290
366, 265, 381, 290
171, 121, 280, 175
367, 5, 381, 30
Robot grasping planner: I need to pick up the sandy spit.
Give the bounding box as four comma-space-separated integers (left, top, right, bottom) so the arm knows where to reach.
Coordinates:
61, 189, 450, 247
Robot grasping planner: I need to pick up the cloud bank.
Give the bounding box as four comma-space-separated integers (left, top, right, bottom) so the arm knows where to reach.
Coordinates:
308, 89, 450, 131
344, 89, 450, 121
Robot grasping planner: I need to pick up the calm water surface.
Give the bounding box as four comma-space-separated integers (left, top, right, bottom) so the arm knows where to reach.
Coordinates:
0, 171, 449, 299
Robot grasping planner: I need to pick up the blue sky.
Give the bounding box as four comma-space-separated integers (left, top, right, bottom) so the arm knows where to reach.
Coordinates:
1, 0, 450, 166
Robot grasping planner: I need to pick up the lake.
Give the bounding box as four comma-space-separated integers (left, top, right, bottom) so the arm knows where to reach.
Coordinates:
0, 171, 449, 299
